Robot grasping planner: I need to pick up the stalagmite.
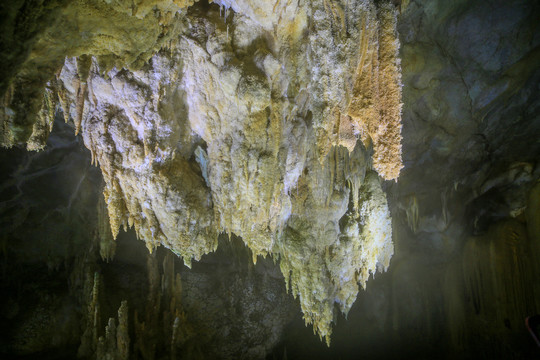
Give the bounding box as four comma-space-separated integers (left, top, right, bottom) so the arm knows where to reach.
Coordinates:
96, 301, 130, 360
78, 272, 102, 358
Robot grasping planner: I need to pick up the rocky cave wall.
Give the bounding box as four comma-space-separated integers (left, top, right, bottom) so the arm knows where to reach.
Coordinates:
387, 0, 540, 357
1, 0, 540, 359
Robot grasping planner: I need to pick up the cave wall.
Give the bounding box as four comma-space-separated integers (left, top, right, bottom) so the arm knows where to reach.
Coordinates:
386, 0, 540, 357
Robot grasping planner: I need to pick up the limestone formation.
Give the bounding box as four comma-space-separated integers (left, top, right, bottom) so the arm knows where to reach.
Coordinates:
1, 0, 192, 148
0, 0, 403, 343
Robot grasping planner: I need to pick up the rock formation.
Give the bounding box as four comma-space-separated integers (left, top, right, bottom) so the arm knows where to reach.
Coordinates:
2, 0, 539, 359
1, 0, 403, 343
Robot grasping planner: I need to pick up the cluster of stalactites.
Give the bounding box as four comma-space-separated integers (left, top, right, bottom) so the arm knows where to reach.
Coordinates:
276, 147, 394, 344
10, 0, 402, 346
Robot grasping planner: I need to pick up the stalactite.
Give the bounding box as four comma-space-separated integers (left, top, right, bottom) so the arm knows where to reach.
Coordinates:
97, 187, 116, 262
346, 0, 402, 180
0, 82, 15, 147
372, 1, 403, 180
57, 82, 71, 124
74, 55, 92, 136
26, 83, 59, 151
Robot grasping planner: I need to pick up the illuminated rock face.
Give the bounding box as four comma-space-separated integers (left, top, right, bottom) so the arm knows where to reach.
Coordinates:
1, 0, 194, 148
1, 0, 402, 343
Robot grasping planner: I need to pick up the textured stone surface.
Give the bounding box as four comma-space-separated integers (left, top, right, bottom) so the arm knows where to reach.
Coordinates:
1, 0, 192, 147
44, 0, 402, 342
1, 0, 540, 359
